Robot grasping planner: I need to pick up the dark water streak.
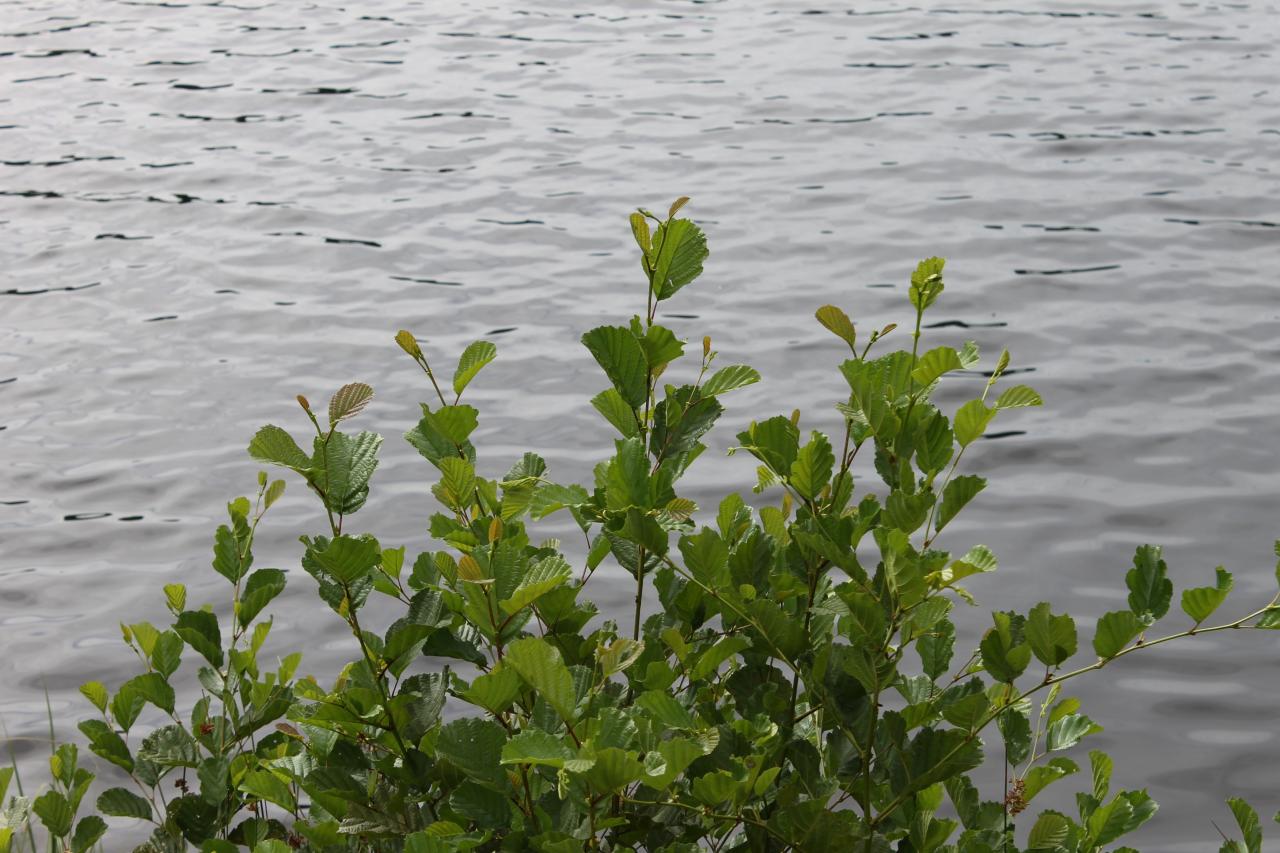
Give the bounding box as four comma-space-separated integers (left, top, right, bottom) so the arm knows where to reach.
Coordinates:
2, 1, 1279, 846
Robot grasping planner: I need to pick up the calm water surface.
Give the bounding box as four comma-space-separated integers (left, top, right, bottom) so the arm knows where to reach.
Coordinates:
2, 0, 1279, 846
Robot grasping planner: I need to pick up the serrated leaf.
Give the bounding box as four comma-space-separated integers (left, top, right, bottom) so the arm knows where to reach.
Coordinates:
584, 748, 645, 793
96, 787, 152, 820
912, 346, 964, 387
247, 425, 310, 472
500, 730, 574, 768
238, 568, 286, 627
953, 399, 995, 447
1027, 812, 1069, 850
317, 429, 381, 515
1182, 567, 1233, 624
436, 718, 508, 789
1093, 610, 1143, 659
937, 475, 985, 532
1126, 544, 1172, 621
590, 388, 640, 438
453, 340, 497, 396
789, 431, 834, 501
636, 691, 697, 730
1023, 757, 1079, 802
702, 364, 761, 396
137, 724, 200, 768
505, 637, 577, 722
1027, 602, 1077, 667
980, 611, 1030, 683
312, 535, 381, 585
33, 790, 72, 838
79, 681, 108, 712
327, 382, 374, 425
909, 257, 946, 310
70, 815, 107, 853
995, 384, 1043, 410
815, 305, 857, 350
1046, 713, 1102, 751
263, 479, 285, 509
582, 325, 648, 408
1227, 797, 1262, 853
650, 217, 707, 301
500, 555, 571, 615
435, 457, 476, 510
163, 583, 187, 614
629, 211, 652, 253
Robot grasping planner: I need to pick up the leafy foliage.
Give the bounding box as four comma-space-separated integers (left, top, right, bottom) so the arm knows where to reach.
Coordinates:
18, 200, 1280, 853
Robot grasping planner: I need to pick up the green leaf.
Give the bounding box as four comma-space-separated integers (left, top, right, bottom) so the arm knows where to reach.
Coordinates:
1093, 610, 1143, 659
1023, 757, 1079, 801
994, 384, 1043, 410
915, 411, 954, 475
462, 666, 522, 715
33, 790, 72, 838
909, 257, 946, 311
79, 681, 108, 713
71, 816, 107, 853
1090, 749, 1113, 801
137, 724, 200, 768
638, 324, 685, 370
240, 769, 295, 811
584, 748, 645, 793
650, 217, 708, 301
499, 555, 572, 615
317, 430, 381, 514
911, 346, 963, 387
980, 611, 1030, 683
312, 534, 382, 585
1026, 812, 1069, 850
937, 475, 985, 532
738, 415, 799, 475
247, 425, 310, 472
885, 489, 933, 535
436, 718, 508, 789
505, 637, 577, 722
453, 340, 497, 396
174, 610, 222, 667
1182, 567, 1233, 625
1227, 797, 1262, 853
590, 389, 640, 438
96, 787, 153, 820
630, 211, 651, 253
1126, 544, 1172, 621
124, 672, 175, 714
1046, 713, 1102, 752
635, 691, 697, 730
1088, 797, 1135, 846
500, 730, 574, 769
1026, 602, 1077, 667
582, 325, 648, 408
790, 432, 834, 500
238, 568, 286, 627
435, 457, 477, 510
327, 382, 374, 425
953, 399, 995, 447
815, 305, 857, 351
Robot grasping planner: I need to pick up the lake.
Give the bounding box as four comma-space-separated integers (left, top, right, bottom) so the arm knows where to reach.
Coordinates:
2, 1, 1278, 847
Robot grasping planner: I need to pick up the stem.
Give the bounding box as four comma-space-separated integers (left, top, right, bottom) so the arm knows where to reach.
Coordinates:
344, 590, 410, 756
633, 546, 646, 642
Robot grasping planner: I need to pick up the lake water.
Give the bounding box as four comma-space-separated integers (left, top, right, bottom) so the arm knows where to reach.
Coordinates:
2, 0, 1278, 847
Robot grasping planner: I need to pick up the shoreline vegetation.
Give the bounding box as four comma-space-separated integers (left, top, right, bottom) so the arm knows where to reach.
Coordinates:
3, 199, 1276, 852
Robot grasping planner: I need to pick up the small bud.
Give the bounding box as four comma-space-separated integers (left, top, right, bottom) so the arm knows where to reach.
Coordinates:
880, 323, 897, 336
395, 329, 422, 358
790, 408, 801, 427
702, 335, 711, 357
296, 394, 311, 412
488, 517, 503, 543
257, 470, 267, 488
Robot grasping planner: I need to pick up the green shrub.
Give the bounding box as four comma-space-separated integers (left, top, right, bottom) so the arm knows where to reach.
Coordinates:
5, 199, 1278, 852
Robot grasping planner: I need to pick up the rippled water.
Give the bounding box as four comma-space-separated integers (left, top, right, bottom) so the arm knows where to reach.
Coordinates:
3, 0, 1279, 846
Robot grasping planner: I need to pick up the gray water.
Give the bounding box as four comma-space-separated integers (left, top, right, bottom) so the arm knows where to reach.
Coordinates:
3, 0, 1279, 847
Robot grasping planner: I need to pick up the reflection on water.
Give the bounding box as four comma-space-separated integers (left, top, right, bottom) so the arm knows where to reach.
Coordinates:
3, 0, 1279, 844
